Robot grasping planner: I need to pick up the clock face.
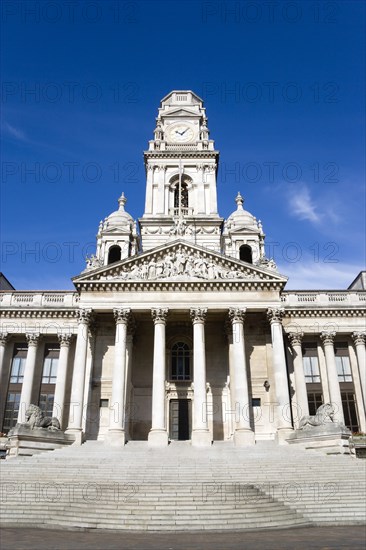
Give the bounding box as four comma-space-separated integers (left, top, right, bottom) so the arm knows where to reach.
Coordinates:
168, 124, 195, 143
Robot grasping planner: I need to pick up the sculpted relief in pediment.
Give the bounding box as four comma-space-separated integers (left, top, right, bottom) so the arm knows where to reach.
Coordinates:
99, 248, 254, 282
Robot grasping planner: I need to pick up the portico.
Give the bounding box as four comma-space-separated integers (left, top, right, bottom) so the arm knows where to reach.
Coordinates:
0, 91, 365, 449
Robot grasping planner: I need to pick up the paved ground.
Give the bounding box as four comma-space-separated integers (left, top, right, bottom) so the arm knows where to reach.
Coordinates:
1, 526, 365, 549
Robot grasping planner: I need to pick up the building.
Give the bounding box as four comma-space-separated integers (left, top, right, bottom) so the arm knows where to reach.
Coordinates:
0, 91, 365, 447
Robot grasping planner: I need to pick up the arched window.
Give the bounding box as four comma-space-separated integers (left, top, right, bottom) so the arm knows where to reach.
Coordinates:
108, 245, 121, 264
239, 244, 253, 264
174, 181, 189, 209
171, 342, 191, 381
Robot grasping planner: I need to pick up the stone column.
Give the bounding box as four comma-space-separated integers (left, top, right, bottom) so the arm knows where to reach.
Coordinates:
0, 332, 9, 385
124, 316, 135, 441
267, 308, 293, 442
107, 308, 130, 446
225, 320, 235, 438
17, 333, 41, 424
288, 332, 309, 424
320, 332, 344, 424
52, 333, 74, 427
228, 308, 254, 445
352, 332, 366, 407
190, 307, 211, 447
66, 308, 93, 444
145, 164, 154, 214
148, 308, 169, 447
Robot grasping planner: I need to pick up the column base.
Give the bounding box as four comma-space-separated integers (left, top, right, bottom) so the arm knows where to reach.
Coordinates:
148, 429, 168, 447
105, 430, 126, 447
275, 427, 294, 445
234, 429, 255, 446
65, 428, 83, 446
191, 430, 212, 447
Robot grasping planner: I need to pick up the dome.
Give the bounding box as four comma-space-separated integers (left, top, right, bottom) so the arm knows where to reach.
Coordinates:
226, 192, 258, 229
105, 193, 133, 228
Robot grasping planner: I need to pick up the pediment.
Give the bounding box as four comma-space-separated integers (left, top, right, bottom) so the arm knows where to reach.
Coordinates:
226, 225, 259, 235
163, 108, 200, 118
73, 241, 287, 291
102, 226, 131, 235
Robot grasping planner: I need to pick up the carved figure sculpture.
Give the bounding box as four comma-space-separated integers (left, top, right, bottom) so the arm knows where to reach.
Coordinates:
298, 403, 335, 430
23, 404, 61, 431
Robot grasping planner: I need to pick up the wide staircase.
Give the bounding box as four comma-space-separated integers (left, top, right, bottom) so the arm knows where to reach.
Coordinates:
1, 441, 365, 531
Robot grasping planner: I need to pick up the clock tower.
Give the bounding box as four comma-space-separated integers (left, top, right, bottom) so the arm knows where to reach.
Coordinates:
139, 91, 223, 252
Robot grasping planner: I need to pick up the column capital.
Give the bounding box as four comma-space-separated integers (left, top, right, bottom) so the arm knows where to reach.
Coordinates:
58, 333, 75, 347
76, 308, 93, 325
0, 332, 9, 346
228, 307, 246, 324
288, 332, 304, 347
25, 333, 41, 346
352, 332, 366, 346
113, 308, 131, 325
320, 331, 336, 345
267, 307, 285, 325
151, 307, 169, 324
190, 307, 207, 324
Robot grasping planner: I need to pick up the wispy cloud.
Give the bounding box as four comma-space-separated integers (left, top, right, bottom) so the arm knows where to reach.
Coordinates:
279, 260, 365, 290
2, 122, 27, 141
287, 185, 320, 224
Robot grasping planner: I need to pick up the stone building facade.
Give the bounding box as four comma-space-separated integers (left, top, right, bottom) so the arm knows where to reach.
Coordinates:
0, 91, 365, 447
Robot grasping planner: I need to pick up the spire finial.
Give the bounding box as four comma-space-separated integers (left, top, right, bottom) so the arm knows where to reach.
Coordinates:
118, 192, 127, 210
235, 192, 244, 210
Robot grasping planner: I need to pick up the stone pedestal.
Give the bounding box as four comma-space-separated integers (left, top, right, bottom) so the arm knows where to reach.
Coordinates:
6, 425, 75, 458
148, 429, 169, 447
287, 423, 352, 455
233, 429, 255, 446
191, 430, 212, 447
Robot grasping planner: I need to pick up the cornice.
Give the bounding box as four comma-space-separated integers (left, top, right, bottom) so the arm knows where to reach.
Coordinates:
283, 308, 366, 318
74, 279, 284, 292
0, 309, 79, 319
144, 151, 219, 159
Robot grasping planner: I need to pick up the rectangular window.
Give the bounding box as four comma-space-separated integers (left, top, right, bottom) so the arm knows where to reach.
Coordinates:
252, 398, 261, 407
307, 392, 323, 416
342, 392, 359, 432
302, 344, 320, 383
10, 345, 27, 383
335, 343, 352, 382
39, 393, 54, 418
3, 392, 21, 432
42, 345, 59, 384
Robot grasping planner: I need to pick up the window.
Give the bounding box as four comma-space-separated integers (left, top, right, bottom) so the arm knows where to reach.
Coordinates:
108, 245, 121, 264
307, 392, 323, 416
335, 344, 352, 382
42, 346, 59, 384
100, 399, 109, 408
3, 392, 21, 432
342, 392, 359, 432
239, 245, 253, 264
174, 181, 189, 209
10, 345, 27, 383
171, 342, 191, 381
39, 393, 54, 418
302, 345, 321, 383
252, 398, 261, 407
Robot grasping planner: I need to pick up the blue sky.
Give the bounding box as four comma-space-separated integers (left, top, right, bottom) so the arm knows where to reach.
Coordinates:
1, 0, 365, 290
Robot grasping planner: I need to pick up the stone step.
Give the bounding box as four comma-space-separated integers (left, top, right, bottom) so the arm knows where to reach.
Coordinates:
1, 441, 365, 531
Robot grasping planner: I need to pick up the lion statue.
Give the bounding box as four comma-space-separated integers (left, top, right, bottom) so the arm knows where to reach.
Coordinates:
24, 404, 60, 431
298, 403, 335, 430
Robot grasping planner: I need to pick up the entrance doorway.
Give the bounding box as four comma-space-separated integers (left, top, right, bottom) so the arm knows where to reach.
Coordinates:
169, 399, 191, 440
